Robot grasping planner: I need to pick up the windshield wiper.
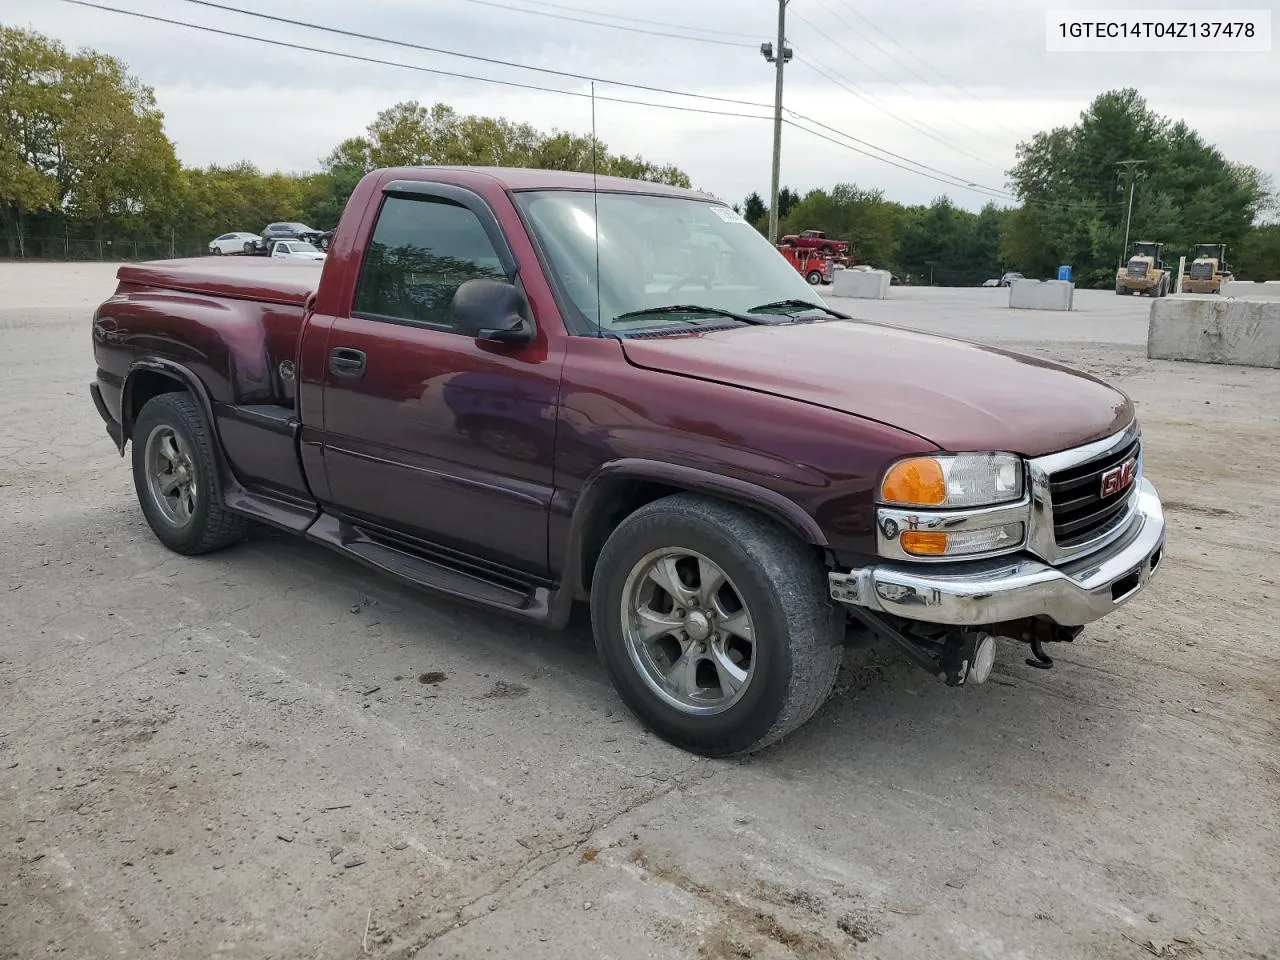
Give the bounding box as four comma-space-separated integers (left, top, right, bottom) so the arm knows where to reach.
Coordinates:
748, 299, 851, 319
612, 304, 771, 325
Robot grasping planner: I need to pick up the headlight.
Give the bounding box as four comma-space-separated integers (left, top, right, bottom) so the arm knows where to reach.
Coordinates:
880, 454, 1023, 508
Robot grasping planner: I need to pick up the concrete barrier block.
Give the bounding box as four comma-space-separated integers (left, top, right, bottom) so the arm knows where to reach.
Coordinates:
1221, 280, 1280, 300
1008, 279, 1074, 311
832, 268, 890, 299
1148, 297, 1280, 368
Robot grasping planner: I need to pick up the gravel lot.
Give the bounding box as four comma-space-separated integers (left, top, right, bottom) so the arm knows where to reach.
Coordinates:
3, 263, 1278, 960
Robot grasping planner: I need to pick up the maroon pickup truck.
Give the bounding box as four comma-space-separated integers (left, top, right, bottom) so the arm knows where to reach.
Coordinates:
90, 166, 1165, 756
778, 229, 848, 256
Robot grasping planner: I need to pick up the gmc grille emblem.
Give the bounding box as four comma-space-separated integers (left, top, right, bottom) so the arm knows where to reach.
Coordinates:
1100, 457, 1138, 498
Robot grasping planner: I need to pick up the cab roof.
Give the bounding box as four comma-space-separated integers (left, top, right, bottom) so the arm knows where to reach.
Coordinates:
377, 165, 715, 200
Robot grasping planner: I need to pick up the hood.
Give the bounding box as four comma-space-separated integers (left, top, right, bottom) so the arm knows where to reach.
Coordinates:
619, 320, 1132, 457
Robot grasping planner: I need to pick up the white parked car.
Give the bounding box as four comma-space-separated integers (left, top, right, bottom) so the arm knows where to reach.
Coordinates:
270, 240, 326, 261
208, 232, 260, 255
982, 278, 1000, 287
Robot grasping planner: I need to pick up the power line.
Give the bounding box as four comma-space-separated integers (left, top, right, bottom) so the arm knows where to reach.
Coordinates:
169, 0, 1031, 203
59, 0, 775, 121
471, 0, 762, 40
59, 0, 1081, 210
785, 108, 1017, 200
783, 117, 1010, 200
819, 0, 1031, 144
173, 0, 773, 110
789, 10, 1007, 171
786, 118, 1110, 213
451, 0, 756, 47
794, 50, 1006, 174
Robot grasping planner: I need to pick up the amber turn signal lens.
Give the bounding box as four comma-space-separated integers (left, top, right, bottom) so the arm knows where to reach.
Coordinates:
881, 458, 946, 506
900, 531, 949, 555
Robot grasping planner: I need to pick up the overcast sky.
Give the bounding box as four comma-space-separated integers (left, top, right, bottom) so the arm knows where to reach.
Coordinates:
6, 0, 1277, 211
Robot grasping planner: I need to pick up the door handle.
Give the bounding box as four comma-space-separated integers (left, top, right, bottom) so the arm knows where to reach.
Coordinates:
329, 347, 366, 377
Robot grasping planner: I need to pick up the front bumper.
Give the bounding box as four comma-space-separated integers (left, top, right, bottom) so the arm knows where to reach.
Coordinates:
829, 478, 1164, 628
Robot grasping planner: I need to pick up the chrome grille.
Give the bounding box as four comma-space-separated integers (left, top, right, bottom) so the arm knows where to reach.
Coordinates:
1048, 436, 1140, 549
1027, 423, 1143, 564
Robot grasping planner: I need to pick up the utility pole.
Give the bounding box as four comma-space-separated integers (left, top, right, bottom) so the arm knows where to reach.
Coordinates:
761, 1, 791, 244
1116, 159, 1145, 266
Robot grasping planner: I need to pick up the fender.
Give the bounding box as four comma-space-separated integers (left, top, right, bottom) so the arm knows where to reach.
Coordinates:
545, 458, 830, 631
121, 358, 236, 490
121, 357, 319, 534
587, 459, 827, 545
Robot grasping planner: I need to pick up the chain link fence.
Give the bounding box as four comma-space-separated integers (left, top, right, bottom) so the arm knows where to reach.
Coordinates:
2, 233, 210, 262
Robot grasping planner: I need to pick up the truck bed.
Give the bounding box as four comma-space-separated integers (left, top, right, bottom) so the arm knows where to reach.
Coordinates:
115, 257, 321, 306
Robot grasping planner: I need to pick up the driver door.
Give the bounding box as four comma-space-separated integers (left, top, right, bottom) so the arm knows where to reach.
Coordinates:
317, 185, 563, 576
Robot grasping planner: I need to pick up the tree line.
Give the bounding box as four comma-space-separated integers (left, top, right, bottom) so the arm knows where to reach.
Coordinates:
738, 89, 1277, 284
0, 27, 688, 260
2, 27, 1276, 283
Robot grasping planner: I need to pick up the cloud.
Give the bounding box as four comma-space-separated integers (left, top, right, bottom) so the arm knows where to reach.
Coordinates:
6, 0, 1276, 209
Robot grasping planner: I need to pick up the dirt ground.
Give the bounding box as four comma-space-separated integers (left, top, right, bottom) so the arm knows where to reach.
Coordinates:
2, 263, 1278, 960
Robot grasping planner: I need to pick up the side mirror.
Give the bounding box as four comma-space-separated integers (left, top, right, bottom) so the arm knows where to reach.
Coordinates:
449, 278, 535, 345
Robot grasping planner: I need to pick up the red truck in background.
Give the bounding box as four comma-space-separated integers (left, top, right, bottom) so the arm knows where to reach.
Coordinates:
89, 166, 1165, 757
777, 244, 836, 285
778, 229, 849, 256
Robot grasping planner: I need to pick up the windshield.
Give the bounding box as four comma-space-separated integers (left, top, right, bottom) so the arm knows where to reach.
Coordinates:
514, 190, 825, 333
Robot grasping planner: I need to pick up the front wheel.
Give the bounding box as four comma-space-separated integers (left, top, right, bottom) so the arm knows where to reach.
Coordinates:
132, 393, 251, 555
590, 494, 843, 757
805, 270, 823, 286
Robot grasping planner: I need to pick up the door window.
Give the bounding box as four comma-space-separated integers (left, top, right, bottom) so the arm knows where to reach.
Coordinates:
353, 195, 507, 331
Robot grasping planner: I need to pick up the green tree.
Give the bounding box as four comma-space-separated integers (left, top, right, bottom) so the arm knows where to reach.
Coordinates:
778, 183, 906, 267
1235, 224, 1280, 280
742, 191, 766, 226
1007, 88, 1271, 286
897, 197, 986, 286
0, 28, 66, 256
0, 27, 186, 257
322, 100, 690, 186
777, 186, 799, 220
58, 50, 180, 239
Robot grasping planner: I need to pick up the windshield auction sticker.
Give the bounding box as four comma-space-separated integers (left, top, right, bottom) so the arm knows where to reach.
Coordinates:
710, 206, 748, 224
1046, 9, 1271, 51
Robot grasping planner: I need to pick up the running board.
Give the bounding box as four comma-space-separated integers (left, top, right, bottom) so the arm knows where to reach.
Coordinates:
225, 487, 318, 533
304, 513, 553, 621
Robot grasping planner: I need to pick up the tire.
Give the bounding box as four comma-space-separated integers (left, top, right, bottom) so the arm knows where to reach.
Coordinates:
805, 270, 823, 286
131, 392, 251, 556
212, 247, 223, 255
589, 493, 843, 757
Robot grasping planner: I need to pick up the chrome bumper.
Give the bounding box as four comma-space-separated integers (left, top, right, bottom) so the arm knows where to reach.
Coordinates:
829, 479, 1164, 627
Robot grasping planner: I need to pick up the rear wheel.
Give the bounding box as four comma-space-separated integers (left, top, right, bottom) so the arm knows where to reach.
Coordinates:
590, 494, 843, 757
132, 393, 251, 555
